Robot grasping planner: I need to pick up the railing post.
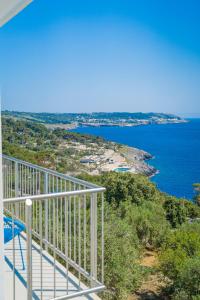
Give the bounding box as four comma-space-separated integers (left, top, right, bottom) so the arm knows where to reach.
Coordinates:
90, 193, 97, 287
44, 172, 48, 251
26, 199, 32, 300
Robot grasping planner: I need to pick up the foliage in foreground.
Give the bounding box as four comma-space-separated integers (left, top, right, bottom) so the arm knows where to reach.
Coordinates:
159, 222, 200, 299
80, 173, 200, 299
103, 204, 143, 299
164, 196, 200, 228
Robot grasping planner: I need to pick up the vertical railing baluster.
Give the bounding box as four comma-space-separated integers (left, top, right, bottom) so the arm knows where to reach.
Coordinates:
48, 175, 51, 243
35, 171, 38, 233
12, 206, 16, 300
44, 172, 48, 251
69, 194, 72, 260
39, 200, 43, 300
94, 193, 97, 279
53, 197, 56, 298
90, 193, 94, 287
78, 192, 81, 288
2, 162, 4, 199
74, 183, 76, 263
4, 163, 7, 198
101, 192, 104, 284
90, 193, 97, 286
24, 165, 27, 195
7, 161, 9, 198
65, 194, 69, 294
22, 165, 24, 196
26, 199, 32, 300
60, 180, 63, 251
8, 162, 11, 198
56, 178, 59, 249
15, 162, 19, 218
6, 162, 8, 199
84, 192, 87, 272
32, 169, 34, 196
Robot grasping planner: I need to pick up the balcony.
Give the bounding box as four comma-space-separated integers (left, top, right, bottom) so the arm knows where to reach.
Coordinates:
2, 155, 105, 300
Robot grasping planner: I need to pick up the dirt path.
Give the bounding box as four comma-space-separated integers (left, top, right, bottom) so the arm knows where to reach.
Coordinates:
129, 251, 169, 300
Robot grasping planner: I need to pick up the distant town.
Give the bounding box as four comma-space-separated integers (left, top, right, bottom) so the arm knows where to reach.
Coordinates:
3, 111, 187, 129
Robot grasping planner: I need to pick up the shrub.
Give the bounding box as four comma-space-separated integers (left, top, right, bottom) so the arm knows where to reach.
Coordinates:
103, 204, 143, 300
159, 223, 200, 299
121, 201, 170, 247
163, 196, 200, 227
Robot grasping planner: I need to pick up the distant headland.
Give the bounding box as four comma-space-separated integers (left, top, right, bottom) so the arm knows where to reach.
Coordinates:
2, 111, 187, 130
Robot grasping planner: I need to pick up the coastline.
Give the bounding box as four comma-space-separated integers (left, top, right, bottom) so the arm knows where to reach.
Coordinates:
68, 120, 188, 177
44, 118, 188, 131
118, 145, 157, 177
45, 120, 191, 179
71, 120, 200, 199
78, 119, 188, 128
72, 140, 158, 177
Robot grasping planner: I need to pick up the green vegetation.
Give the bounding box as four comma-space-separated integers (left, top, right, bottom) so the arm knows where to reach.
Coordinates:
3, 116, 200, 299
82, 173, 167, 299
159, 222, 200, 299
164, 196, 200, 227
80, 173, 200, 299
2, 117, 106, 173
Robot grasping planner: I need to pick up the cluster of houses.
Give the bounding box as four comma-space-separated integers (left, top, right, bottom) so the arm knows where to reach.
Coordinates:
80, 156, 114, 165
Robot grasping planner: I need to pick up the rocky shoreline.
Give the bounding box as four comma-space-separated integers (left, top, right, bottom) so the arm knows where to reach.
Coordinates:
119, 145, 157, 177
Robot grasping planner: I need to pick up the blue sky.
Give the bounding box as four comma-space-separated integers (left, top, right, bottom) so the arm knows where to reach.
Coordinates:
0, 0, 200, 115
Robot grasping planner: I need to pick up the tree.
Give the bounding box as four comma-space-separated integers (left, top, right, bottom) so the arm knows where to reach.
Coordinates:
103, 203, 144, 300
159, 222, 200, 299
163, 196, 200, 228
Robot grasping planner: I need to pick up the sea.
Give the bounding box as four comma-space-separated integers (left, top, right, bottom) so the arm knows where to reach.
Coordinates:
72, 119, 200, 200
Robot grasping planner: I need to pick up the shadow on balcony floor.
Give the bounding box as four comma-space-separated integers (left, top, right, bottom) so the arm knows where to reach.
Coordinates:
4, 234, 100, 300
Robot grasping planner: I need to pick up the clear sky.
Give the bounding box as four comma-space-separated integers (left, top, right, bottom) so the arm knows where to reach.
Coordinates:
0, 0, 200, 115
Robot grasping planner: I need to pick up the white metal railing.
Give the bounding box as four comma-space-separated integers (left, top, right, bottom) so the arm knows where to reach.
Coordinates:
3, 155, 105, 300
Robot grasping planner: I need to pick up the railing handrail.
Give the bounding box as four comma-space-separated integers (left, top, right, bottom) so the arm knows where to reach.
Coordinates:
49, 285, 106, 300
3, 187, 105, 204
3, 154, 101, 189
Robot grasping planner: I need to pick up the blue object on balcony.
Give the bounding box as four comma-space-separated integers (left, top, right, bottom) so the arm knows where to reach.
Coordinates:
4, 216, 26, 270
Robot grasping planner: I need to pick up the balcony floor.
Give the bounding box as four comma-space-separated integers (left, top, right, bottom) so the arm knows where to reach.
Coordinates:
4, 234, 100, 300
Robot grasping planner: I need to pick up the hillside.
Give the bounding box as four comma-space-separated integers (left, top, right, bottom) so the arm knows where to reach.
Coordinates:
2, 116, 155, 176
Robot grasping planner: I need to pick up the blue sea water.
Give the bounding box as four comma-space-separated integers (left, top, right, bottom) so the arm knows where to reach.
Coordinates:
72, 119, 200, 199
